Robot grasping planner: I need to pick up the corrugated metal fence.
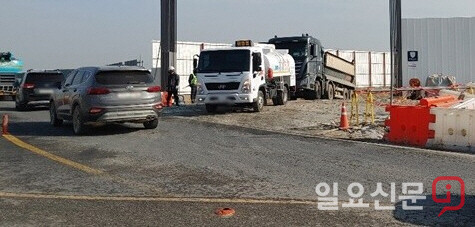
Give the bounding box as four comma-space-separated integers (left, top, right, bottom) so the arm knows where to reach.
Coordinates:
402, 17, 475, 86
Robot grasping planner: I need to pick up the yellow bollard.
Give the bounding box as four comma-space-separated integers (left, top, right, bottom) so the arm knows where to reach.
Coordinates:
350, 92, 359, 126
365, 92, 375, 124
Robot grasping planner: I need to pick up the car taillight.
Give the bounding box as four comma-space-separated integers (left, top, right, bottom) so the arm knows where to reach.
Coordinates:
22, 83, 35, 89
89, 107, 104, 114
87, 87, 110, 95
147, 86, 161, 93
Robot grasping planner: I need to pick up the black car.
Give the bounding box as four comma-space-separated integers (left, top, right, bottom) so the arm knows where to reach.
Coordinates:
15, 70, 64, 110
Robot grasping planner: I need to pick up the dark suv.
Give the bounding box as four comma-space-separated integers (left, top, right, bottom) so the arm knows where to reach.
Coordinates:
49, 66, 162, 135
15, 70, 64, 110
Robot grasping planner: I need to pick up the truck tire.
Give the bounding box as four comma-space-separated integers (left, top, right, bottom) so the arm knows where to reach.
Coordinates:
205, 104, 218, 113
343, 88, 349, 100
253, 90, 265, 112
49, 103, 63, 127
72, 106, 89, 135
326, 83, 335, 100
273, 87, 288, 105
314, 81, 322, 99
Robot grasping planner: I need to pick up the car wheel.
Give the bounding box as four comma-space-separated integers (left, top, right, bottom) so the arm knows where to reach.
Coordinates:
205, 104, 218, 113
143, 119, 158, 129
72, 106, 88, 135
15, 101, 27, 111
253, 90, 265, 112
50, 103, 63, 127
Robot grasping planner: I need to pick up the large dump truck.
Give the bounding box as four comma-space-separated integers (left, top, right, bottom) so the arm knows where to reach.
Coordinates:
0, 52, 23, 99
194, 40, 295, 113
268, 35, 355, 100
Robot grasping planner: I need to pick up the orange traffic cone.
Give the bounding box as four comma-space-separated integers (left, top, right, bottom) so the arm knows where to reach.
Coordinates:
339, 103, 350, 130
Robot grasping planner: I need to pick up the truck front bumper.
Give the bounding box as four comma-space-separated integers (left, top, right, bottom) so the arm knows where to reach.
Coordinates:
196, 93, 255, 105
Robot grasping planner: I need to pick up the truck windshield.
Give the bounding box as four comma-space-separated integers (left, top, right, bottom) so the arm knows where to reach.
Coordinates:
198, 50, 250, 73
273, 42, 307, 58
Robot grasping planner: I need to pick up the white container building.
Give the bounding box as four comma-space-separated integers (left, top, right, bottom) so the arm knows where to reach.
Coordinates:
152, 40, 231, 95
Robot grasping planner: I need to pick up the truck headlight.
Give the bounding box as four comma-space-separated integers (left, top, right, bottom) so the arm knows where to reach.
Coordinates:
197, 84, 205, 95
241, 79, 251, 93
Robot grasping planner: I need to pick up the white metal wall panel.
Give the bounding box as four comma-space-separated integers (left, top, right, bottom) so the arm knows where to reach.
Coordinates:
402, 17, 475, 86
152, 40, 231, 94
329, 49, 391, 88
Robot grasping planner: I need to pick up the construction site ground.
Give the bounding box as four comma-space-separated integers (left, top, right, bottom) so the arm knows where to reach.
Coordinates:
164, 93, 418, 143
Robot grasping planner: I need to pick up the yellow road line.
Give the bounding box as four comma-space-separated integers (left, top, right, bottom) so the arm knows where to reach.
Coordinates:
0, 191, 317, 205
2, 134, 103, 175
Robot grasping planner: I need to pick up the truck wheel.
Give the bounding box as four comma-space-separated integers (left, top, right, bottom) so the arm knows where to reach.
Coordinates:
253, 90, 265, 112
72, 106, 89, 135
49, 103, 63, 127
326, 83, 335, 100
274, 87, 288, 106
143, 119, 158, 129
315, 82, 322, 99
205, 104, 218, 113
343, 88, 349, 100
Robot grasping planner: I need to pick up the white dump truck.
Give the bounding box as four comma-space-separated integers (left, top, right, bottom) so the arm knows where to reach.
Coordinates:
194, 40, 295, 113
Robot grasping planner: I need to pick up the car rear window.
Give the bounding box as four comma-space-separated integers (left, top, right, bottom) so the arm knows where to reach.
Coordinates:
95, 71, 153, 85
25, 73, 64, 84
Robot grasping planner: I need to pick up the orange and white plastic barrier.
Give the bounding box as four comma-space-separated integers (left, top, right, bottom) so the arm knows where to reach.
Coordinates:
385, 96, 460, 147
428, 108, 475, 152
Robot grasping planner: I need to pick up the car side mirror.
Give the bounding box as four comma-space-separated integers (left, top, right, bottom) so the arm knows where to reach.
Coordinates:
64, 83, 70, 87
56, 82, 62, 89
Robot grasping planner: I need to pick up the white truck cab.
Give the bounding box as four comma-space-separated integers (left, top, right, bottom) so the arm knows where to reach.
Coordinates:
195, 40, 295, 113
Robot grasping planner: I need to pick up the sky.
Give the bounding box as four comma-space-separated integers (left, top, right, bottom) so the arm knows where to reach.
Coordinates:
1, 0, 474, 70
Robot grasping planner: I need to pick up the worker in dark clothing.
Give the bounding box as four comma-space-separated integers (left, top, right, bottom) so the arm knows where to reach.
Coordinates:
188, 69, 198, 103
167, 66, 180, 106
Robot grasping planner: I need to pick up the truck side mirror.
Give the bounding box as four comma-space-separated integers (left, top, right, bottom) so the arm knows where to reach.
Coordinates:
310, 45, 316, 56
193, 55, 199, 69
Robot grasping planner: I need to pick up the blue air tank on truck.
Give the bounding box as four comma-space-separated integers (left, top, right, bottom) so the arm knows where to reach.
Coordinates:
0, 52, 24, 98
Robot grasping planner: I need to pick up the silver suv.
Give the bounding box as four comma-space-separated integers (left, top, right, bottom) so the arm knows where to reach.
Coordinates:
50, 66, 162, 134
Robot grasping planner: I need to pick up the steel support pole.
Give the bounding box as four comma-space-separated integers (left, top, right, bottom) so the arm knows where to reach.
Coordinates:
160, 0, 177, 89
389, 0, 401, 105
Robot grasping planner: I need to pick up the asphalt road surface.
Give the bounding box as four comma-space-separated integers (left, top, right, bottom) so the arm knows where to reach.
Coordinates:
1, 101, 474, 226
